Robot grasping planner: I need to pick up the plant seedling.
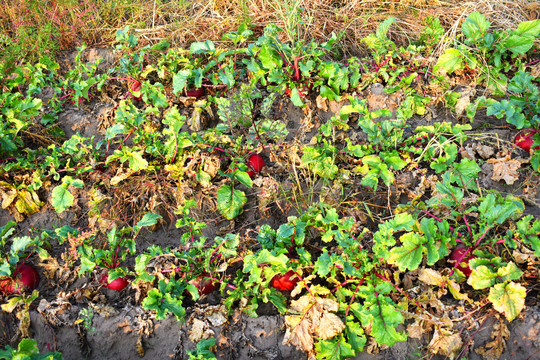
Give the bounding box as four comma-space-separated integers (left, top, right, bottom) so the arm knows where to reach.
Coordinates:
449, 247, 476, 277
270, 270, 299, 292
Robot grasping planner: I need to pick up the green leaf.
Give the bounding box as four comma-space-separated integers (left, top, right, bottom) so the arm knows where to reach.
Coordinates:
389, 232, 425, 271
320, 85, 338, 101
480, 194, 523, 225
315, 250, 332, 277
217, 185, 247, 220
10, 236, 33, 255
516, 215, 540, 256
142, 82, 168, 108
172, 70, 191, 96
212, 234, 238, 258
496, 262, 523, 282
316, 335, 355, 360
360, 302, 406, 346
257, 224, 276, 249
462, 12, 490, 44
435, 48, 463, 74
289, 87, 304, 107
235, 170, 253, 188
468, 261, 523, 290
345, 319, 366, 353
190, 40, 215, 54
79, 257, 96, 276
489, 281, 526, 321
513, 19, 540, 38
454, 158, 481, 185
376, 17, 396, 40
503, 35, 535, 55
495, 103, 525, 128
51, 184, 74, 213
135, 213, 162, 229
119, 149, 148, 171
0, 261, 10, 277
419, 218, 450, 264
135, 254, 155, 283
384, 155, 407, 170
468, 265, 498, 289
259, 44, 281, 70
188, 337, 217, 360
142, 280, 186, 321
15, 338, 40, 355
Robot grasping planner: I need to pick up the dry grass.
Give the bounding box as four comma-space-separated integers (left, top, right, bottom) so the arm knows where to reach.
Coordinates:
121, 0, 537, 54
0, 0, 537, 65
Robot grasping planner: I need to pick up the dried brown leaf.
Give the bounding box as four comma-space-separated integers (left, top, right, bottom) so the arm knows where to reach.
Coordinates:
136, 335, 145, 357
39, 256, 60, 279
474, 143, 495, 160
317, 312, 345, 340
284, 313, 313, 353
475, 317, 509, 360
283, 295, 345, 356
419, 268, 444, 286
189, 318, 207, 343
488, 156, 521, 185
189, 107, 203, 131
455, 93, 471, 117
407, 318, 433, 339
428, 328, 463, 359
316, 95, 328, 111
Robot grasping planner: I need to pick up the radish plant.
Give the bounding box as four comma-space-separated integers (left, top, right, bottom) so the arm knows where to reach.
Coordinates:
77, 213, 161, 290
0, 222, 50, 295
469, 70, 540, 170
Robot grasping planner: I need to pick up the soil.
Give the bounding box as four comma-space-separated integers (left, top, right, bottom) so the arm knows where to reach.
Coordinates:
1, 48, 540, 360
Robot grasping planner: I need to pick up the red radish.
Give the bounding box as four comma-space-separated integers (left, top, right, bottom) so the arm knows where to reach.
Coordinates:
99, 273, 129, 291
0, 277, 15, 294
449, 247, 476, 277
183, 87, 205, 99
285, 84, 309, 98
514, 129, 539, 152
270, 270, 299, 292
248, 154, 265, 174
189, 273, 217, 295
0, 264, 40, 294
130, 81, 142, 101
70, 97, 83, 106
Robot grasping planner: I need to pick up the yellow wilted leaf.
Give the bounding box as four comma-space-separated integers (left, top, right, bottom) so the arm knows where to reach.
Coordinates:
15, 188, 43, 215
447, 279, 471, 302
0, 182, 43, 221
489, 281, 526, 322
110, 169, 135, 186
418, 268, 444, 286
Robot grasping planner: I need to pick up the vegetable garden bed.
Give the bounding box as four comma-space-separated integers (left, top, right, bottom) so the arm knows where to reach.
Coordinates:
1, 13, 540, 360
